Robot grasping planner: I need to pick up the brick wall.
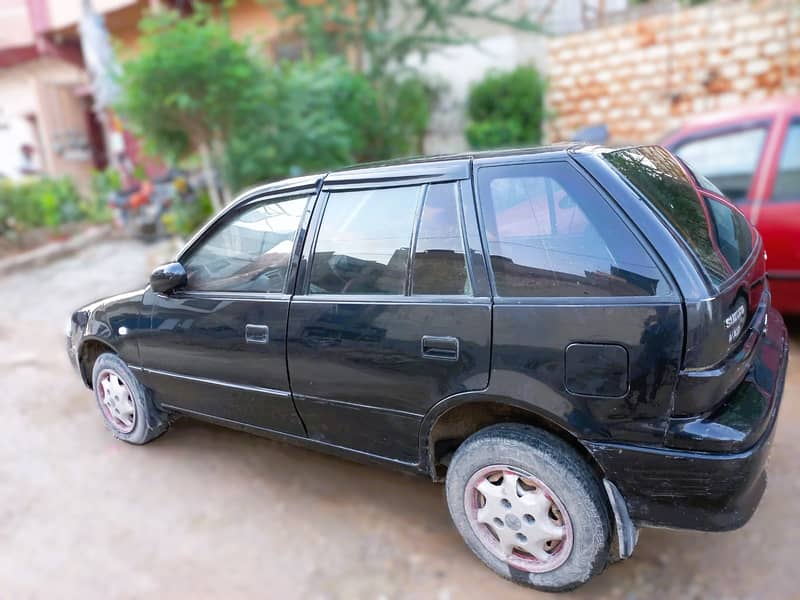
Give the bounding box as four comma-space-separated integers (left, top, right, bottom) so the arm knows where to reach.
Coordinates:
546, 0, 800, 144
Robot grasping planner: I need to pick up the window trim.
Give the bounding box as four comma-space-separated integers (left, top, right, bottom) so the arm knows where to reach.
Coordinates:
459, 179, 493, 299
770, 116, 800, 203
473, 157, 676, 303
405, 183, 428, 295
176, 191, 314, 296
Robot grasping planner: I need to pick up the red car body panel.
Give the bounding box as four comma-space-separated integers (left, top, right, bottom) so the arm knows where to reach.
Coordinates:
663, 97, 800, 314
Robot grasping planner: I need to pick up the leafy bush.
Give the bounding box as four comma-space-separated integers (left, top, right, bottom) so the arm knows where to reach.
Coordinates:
161, 192, 214, 238
117, 6, 437, 199
0, 178, 88, 234
86, 169, 121, 223
222, 59, 379, 191
369, 75, 436, 160
117, 6, 266, 164
222, 59, 435, 191
117, 5, 271, 209
465, 66, 546, 150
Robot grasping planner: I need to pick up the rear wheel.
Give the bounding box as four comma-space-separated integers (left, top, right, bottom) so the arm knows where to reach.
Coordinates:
91, 353, 168, 445
445, 423, 611, 592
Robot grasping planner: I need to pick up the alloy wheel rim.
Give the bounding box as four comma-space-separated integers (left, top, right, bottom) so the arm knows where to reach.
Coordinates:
464, 465, 573, 574
97, 369, 136, 434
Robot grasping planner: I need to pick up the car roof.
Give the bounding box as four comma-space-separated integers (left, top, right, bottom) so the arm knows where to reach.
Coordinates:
234, 142, 602, 200
330, 142, 587, 169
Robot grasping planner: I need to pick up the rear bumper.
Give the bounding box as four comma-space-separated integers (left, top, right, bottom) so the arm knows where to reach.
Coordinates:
585, 308, 788, 531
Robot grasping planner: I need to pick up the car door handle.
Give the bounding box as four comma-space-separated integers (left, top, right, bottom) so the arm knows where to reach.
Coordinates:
245, 324, 269, 344
421, 335, 459, 361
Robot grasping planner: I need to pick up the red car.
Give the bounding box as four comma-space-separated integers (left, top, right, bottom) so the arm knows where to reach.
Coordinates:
663, 97, 800, 314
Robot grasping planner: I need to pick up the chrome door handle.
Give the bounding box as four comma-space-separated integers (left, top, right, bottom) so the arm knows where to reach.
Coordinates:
245, 324, 269, 344
421, 335, 459, 361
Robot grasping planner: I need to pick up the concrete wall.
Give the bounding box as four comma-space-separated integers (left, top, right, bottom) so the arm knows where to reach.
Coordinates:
0, 0, 35, 47
414, 34, 546, 154
546, 0, 800, 144
47, 0, 137, 31
416, 0, 628, 154
0, 57, 91, 186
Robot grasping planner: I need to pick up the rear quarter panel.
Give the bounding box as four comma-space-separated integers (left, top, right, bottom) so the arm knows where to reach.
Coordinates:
488, 301, 684, 445
462, 151, 689, 445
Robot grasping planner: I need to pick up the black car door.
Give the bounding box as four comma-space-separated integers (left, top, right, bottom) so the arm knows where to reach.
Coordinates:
287, 172, 492, 464
137, 190, 315, 435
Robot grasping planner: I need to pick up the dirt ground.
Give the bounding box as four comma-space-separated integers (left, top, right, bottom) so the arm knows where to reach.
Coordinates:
2, 238, 799, 599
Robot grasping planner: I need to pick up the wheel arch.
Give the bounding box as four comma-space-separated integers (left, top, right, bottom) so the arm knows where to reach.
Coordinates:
420, 395, 606, 484
78, 337, 119, 388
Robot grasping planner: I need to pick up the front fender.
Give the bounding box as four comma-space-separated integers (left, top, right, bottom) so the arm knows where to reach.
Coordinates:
72, 289, 147, 385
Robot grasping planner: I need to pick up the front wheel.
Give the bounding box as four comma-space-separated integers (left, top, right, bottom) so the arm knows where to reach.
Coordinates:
91, 353, 169, 445
445, 424, 612, 592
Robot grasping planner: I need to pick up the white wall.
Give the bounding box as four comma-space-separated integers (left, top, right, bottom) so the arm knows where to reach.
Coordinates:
410, 33, 548, 154
0, 57, 90, 182
406, 0, 630, 153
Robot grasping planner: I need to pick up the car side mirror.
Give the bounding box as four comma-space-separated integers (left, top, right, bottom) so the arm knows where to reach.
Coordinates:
150, 262, 187, 294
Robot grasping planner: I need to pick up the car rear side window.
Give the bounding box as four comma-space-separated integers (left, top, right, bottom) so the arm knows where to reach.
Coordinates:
477, 161, 668, 298
704, 194, 753, 273
672, 126, 767, 202
183, 195, 307, 293
606, 146, 754, 286
772, 120, 800, 202
309, 186, 421, 295
412, 182, 471, 295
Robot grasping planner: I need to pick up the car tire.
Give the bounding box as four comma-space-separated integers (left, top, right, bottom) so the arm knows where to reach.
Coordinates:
91, 353, 169, 445
445, 423, 611, 592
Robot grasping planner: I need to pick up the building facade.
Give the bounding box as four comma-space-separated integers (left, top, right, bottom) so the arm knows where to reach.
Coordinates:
0, 0, 286, 190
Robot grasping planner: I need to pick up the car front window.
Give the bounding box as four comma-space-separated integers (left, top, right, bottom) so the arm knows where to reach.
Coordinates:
182, 195, 308, 293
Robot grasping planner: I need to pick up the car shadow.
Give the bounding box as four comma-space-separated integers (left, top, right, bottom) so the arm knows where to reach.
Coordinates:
152, 413, 786, 598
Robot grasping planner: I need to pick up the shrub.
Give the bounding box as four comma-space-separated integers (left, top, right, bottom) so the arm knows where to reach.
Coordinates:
161, 192, 214, 238
0, 177, 86, 234
86, 169, 120, 223
222, 59, 435, 191
465, 66, 546, 150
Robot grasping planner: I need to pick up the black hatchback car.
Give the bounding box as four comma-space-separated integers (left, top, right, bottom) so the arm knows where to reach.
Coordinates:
68, 145, 787, 592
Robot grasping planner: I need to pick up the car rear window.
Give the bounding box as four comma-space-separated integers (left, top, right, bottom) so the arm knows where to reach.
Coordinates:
604, 146, 754, 287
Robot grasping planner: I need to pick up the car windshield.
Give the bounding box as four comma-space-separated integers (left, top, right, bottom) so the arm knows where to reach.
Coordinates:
604, 146, 754, 287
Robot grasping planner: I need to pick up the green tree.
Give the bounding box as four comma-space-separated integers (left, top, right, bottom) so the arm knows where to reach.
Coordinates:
222, 58, 383, 191
268, 0, 544, 160
117, 5, 268, 209
465, 66, 546, 150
